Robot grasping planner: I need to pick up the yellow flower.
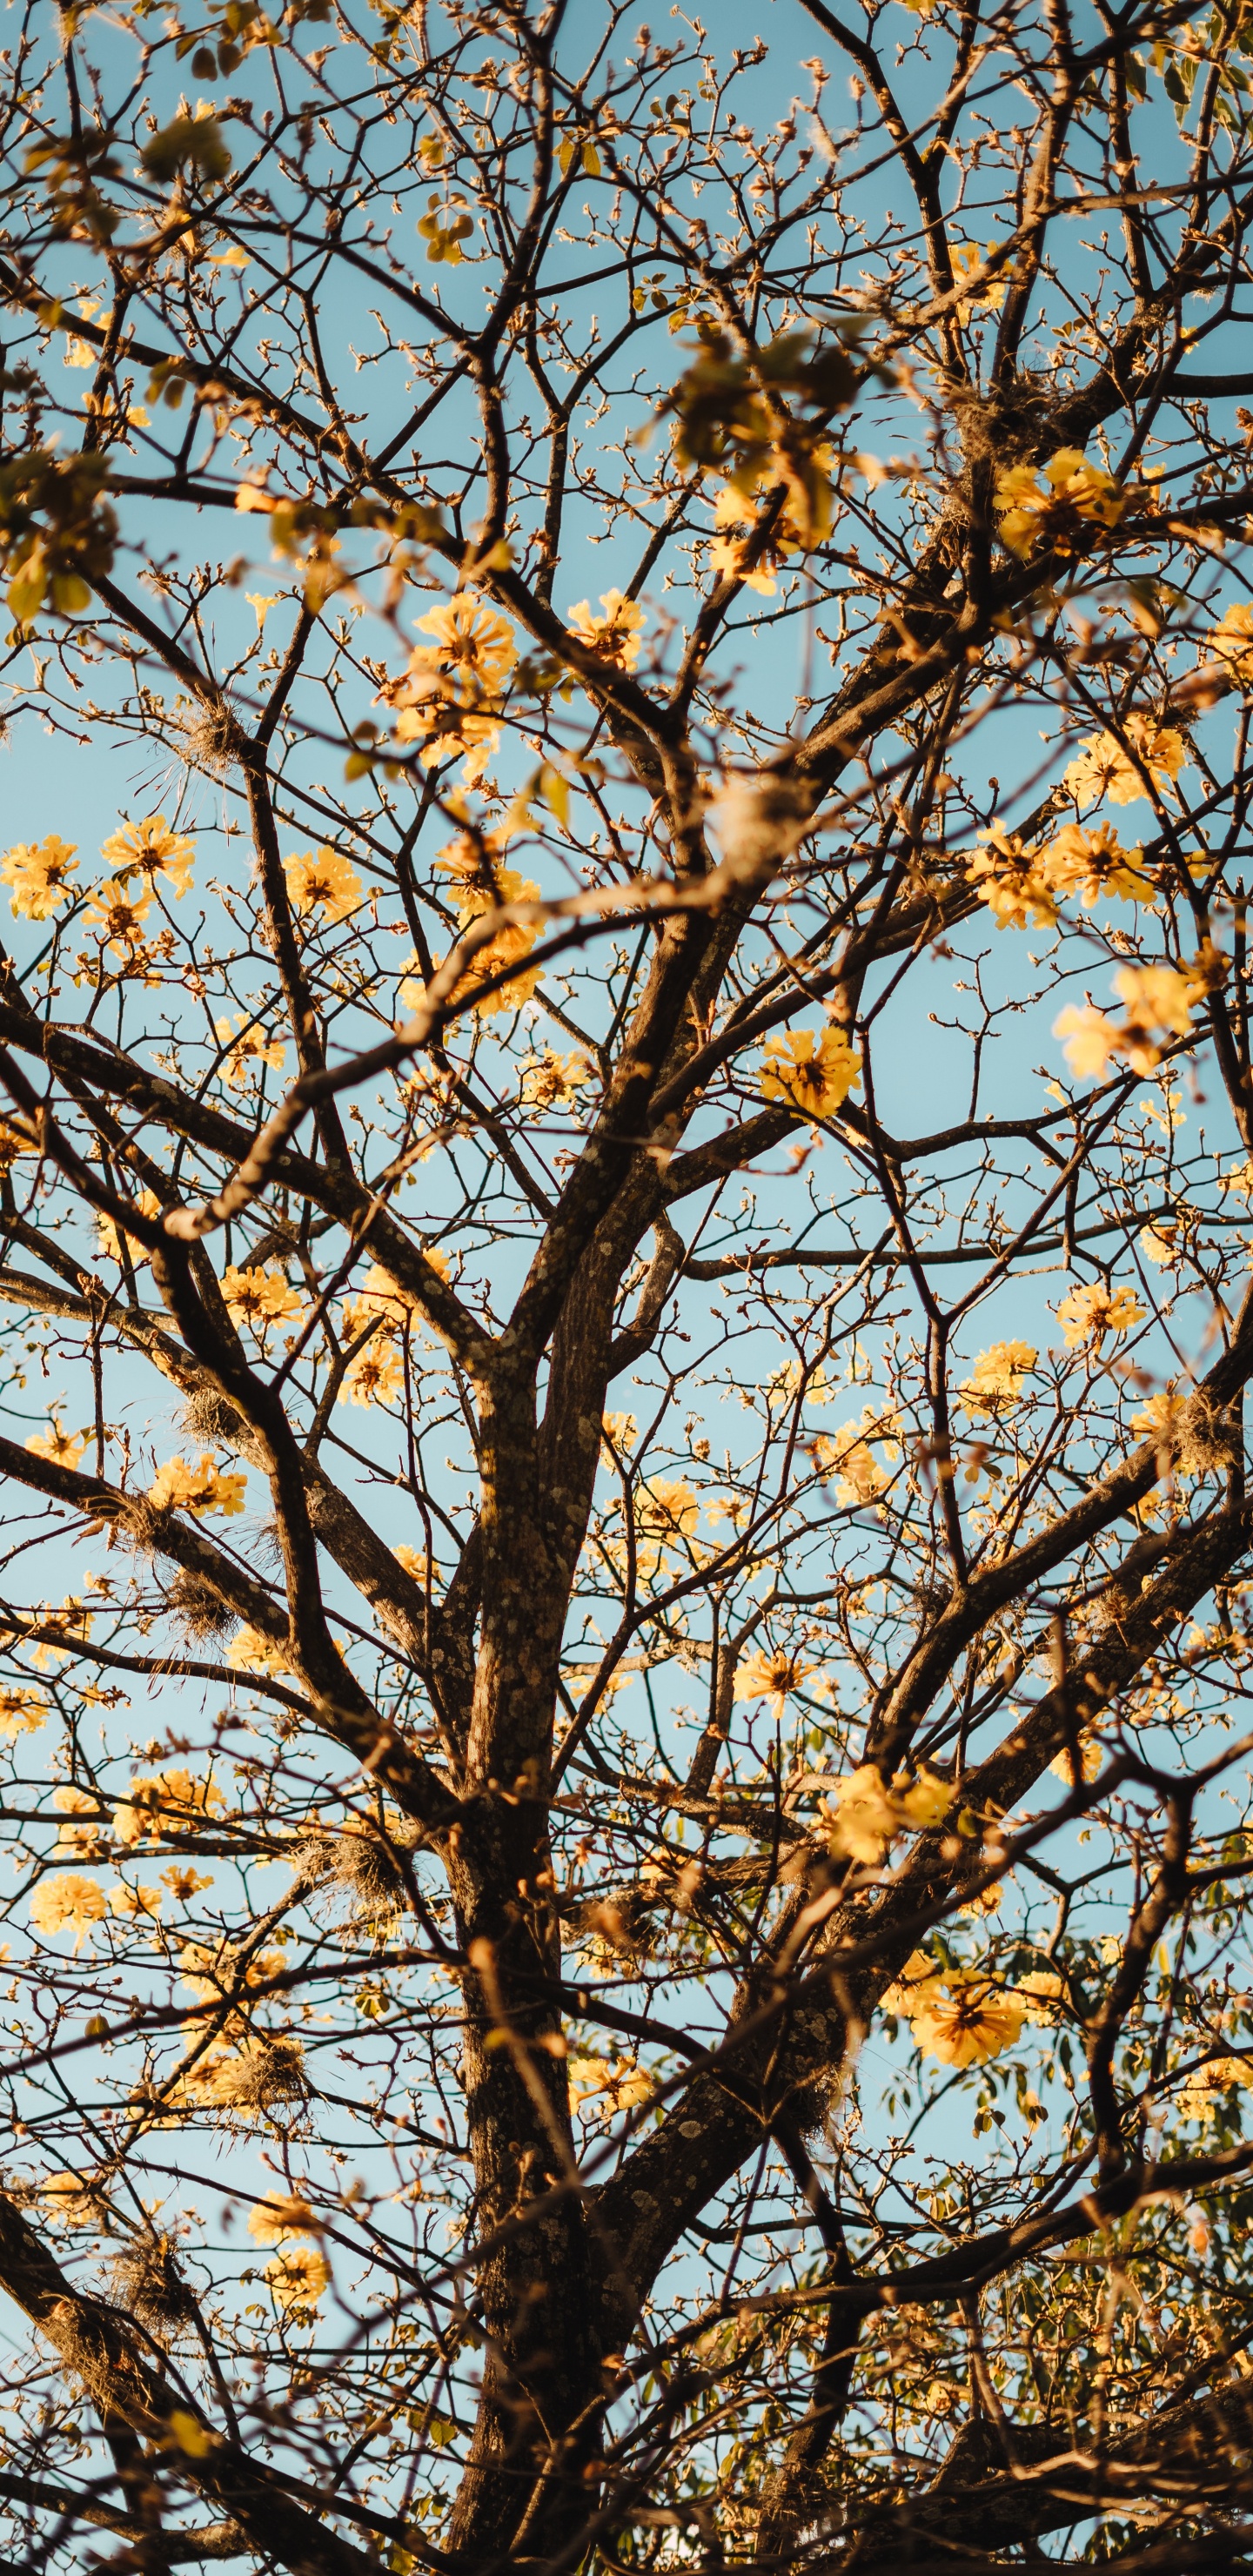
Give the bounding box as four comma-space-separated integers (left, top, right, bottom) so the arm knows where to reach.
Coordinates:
567, 2054, 653, 2116
84, 877, 153, 952
215, 1016, 286, 1090
965, 824, 1057, 931
910, 1977, 1024, 2067
161, 1864, 215, 1899
29, 1872, 107, 1949
148, 1455, 247, 1516
734, 1646, 816, 1714
379, 591, 515, 776
106, 1879, 162, 1921
951, 240, 1007, 324
266, 2235, 325, 2299
1063, 717, 1187, 808
893, 1768, 953, 1828
1113, 961, 1197, 1043
97, 1186, 162, 1267
567, 588, 647, 669
633, 1477, 700, 1571
0, 1687, 45, 1740
172, 2035, 306, 2116
99, 815, 195, 899
115, 1768, 224, 1846
25, 1414, 87, 1468
410, 592, 517, 694
1053, 1003, 1119, 1081
881, 1949, 946, 2014
284, 845, 362, 922
222, 1265, 304, 1332
759, 1024, 861, 1117
1209, 600, 1253, 683
520, 1048, 595, 1108
51, 1785, 103, 1855
995, 447, 1126, 559
1055, 1281, 1145, 1349
1049, 1732, 1106, 1783
827, 1764, 897, 1864
813, 1410, 898, 1506
339, 1336, 404, 1408
0, 834, 78, 920
232, 1626, 292, 1677
960, 1340, 1036, 1414
40, 2170, 99, 2224
248, 2193, 319, 2245
1055, 959, 1200, 1083
1018, 1969, 1067, 2025
1042, 820, 1157, 908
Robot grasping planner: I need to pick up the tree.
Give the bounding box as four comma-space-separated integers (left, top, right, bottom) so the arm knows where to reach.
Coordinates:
3, 0, 1253, 2566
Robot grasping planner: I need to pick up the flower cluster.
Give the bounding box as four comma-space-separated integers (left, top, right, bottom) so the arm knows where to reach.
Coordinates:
995, 446, 1126, 559
1055, 958, 1209, 1082
967, 819, 1156, 932
825, 1766, 952, 1866
1, 835, 79, 920
223, 1265, 304, 1333
399, 827, 540, 1022
1055, 1280, 1145, 1349
758, 1023, 861, 1118
285, 844, 363, 923
148, 1455, 247, 1517
378, 592, 517, 784
883, 1951, 1026, 2066
100, 815, 195, 900
960, 1340, 1037, 1415
1063, 716, 1186, 808
567, 588, 647, 668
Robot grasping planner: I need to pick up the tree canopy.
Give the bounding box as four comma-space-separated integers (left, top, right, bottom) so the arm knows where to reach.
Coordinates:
3, 0, 1253, 2567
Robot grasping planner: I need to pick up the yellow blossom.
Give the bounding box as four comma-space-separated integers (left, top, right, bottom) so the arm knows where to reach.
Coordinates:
734, 1646, 817, 1714
520, 1048, 595, 1108
814, 1410, 898, 1506
115, 1768, 225, 1847
148, 1455, 246, 1517
379, 593, 515, 782
265, 2235, 325, 2299
51, 1785, 103, 1855
161, 1864, 215, 1899
0, 1687, 45, 1740
97, 1186, 162, 1267
965, 824, 1057, 931
222, 1265, 304, 1332
106, 1880, 162, 1921
0, 834, 79, 920
1042, 820, 1157, 908
248, 2193, 320, 2244
567, 2054, 653, 2115
29, 1872, 107, 1949
339, 1336, 404, 1408
567, 588, 647, 668
41, 2170, 99, 2223
759, 1024, 861, 1118
960, 1340, 1036, 1414
951, 240, 1007, 324
25, 1414, 87, 1469
909, 1976, 1025, 2066
1018, 1969, 1068, 2025
1209, 600, 1253, 683
285, 845, 363, 923
99, 815, 195, 900
1063, 717, 1187, 808
827, 1765, 897, 1864
881, 1949, 946, 2015
215, 1016, 286, 1090
84, 877, 154, 953
1054, 1003, 1119, 1082
995, 447, 1126, 559
634, 1477, 700, 1571
1049, 1732, 1107, 1783
1055, 1281, 1145, 1349
232, 1626, 293, 1677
